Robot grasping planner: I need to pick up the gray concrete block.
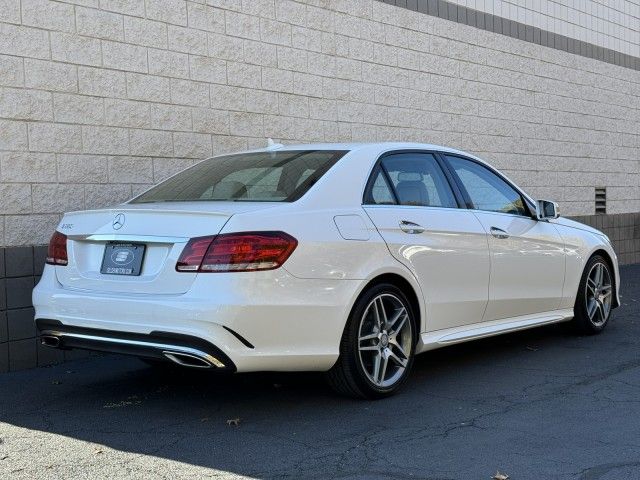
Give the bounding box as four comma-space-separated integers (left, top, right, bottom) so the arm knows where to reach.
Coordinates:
0, 279, 6, 310
447, 3, 457, 22
6, 276, 34, 309
5, 246, 34, 277
0, 311, 7, 343
0, 343, 7, 373
33, 246, 47, 276
7, 307, 36, 341
427, 0, 437, 16
467, 8, 476, 27
525, 25, 533, 43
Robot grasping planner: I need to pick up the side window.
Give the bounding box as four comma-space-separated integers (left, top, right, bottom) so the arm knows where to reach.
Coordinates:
380, 153, 457, 208
445, 155, 528, 216
368, 169, 396, 205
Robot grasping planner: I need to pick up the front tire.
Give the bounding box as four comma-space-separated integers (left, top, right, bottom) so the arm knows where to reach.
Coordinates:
571, 255, 614, 334
326, 283, 417, 399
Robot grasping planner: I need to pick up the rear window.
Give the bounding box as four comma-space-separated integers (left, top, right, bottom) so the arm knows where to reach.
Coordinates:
132, 150, 347, 203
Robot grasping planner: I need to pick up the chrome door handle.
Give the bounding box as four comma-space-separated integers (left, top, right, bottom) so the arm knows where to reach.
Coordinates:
490, 226, 509, 239
399, 220, 425, 234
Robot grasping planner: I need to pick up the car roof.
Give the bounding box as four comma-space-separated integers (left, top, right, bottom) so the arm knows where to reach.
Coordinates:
244, 141, 536, 207
252, 141, 474, 157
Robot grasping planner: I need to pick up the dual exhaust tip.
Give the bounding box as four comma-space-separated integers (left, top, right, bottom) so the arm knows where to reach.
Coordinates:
40, 335, 223, 369
41, 335, 61, 348
162, 351, 216, 369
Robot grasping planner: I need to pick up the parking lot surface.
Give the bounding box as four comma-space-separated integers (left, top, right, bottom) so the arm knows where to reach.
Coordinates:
1, 265, 640, 479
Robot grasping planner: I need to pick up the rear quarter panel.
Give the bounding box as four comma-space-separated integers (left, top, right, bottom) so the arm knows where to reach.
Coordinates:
219, 145, 429, 331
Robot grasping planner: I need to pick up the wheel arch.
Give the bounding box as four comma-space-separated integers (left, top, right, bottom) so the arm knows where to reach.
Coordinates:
354, 272, 423, 334
590, 248, 619, 308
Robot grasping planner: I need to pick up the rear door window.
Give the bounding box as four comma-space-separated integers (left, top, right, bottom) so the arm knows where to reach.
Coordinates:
365, 152, 457, 208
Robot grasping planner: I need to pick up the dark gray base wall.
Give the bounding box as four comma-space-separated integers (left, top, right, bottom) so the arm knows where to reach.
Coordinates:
570, 213, 640, 266
0, 245, 91, 374
1, 211, 639, 373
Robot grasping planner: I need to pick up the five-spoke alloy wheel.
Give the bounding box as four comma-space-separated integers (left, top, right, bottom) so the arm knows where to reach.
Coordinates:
327, 283, 416, 399
358, 293, 412, 388
585, 261, 613, 327
572, 255, 614, 334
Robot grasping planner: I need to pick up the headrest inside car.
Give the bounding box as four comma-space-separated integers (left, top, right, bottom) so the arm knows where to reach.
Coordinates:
397, 172, 423, 182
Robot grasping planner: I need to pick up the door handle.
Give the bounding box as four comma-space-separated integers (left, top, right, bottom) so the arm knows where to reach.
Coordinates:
490, 226, 510, 239
399, 220, 425, 234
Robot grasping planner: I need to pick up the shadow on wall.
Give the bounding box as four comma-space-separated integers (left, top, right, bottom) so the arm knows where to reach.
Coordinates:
0, 262, 639, 480
0, 246, 93, 373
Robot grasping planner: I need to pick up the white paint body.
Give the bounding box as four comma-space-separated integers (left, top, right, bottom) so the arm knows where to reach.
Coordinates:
33, 143, 621, 372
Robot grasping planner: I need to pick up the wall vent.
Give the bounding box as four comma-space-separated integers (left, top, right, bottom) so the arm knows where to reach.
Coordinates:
595, 187, 607, 215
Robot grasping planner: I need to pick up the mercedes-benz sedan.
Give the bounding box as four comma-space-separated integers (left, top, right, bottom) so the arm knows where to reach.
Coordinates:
34, 142, 620, 398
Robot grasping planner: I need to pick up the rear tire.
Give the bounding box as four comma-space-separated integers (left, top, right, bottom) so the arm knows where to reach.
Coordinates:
326, 283, 417, 399
570, 255, 614, 335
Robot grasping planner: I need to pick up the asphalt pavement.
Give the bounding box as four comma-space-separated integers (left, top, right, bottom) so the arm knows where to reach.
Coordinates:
2, 265, 640, 479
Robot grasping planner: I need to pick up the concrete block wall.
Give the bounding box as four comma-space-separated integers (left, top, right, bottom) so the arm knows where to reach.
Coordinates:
0, 0, 639, 248
437, 0, 640, 59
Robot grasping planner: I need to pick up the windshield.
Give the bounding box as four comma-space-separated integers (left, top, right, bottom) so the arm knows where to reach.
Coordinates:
132, 150, 347, 203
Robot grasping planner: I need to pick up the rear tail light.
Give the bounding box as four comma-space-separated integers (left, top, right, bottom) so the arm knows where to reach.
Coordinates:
176, 231, 297, 273
46, 231, 68, 266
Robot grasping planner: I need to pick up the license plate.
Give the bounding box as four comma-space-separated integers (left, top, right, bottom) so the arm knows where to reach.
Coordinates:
100, 243, 146, 276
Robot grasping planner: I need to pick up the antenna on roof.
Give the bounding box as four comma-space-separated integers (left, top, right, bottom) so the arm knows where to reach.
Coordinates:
266, 138, 284, 150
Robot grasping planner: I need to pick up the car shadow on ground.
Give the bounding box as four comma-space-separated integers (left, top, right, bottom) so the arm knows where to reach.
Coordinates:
1, 265, 639, 479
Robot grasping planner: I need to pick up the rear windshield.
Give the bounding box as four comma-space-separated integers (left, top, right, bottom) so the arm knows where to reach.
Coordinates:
131, 150, 347, 203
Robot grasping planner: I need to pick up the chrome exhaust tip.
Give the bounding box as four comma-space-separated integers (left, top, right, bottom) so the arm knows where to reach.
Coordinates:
41, 335, 61, 348
162, 351, 214, 369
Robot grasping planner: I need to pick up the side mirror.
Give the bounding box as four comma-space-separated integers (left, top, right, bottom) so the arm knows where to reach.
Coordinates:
536, 200, 559, 220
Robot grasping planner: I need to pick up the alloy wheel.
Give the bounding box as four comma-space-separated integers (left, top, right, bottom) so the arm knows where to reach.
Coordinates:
585, 262, 613, 327
357, 293, 413, 388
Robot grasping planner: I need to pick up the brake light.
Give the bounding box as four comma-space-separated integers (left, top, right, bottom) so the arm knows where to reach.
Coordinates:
176, 232, 297, 273
46, 231, 68, 266
175, 236, 216, 271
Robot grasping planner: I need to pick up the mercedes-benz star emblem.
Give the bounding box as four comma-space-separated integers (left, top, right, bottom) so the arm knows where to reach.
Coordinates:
112, 213, 125, 230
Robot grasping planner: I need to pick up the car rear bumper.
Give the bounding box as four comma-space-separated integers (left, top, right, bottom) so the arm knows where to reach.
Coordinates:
33, 266, 362, 372
37, 319, 236, 370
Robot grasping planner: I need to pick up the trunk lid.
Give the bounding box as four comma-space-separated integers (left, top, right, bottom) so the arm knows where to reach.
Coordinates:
55, 202, 279, 294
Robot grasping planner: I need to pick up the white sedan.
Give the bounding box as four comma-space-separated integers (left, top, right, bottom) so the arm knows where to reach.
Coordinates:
33, 142, 620, 398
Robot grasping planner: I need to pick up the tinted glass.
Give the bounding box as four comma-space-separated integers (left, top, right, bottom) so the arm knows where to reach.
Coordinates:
368, 169, 396, 205
132, 150, 346, 203
446, 155, 528, 216
376, 153, 457, 208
